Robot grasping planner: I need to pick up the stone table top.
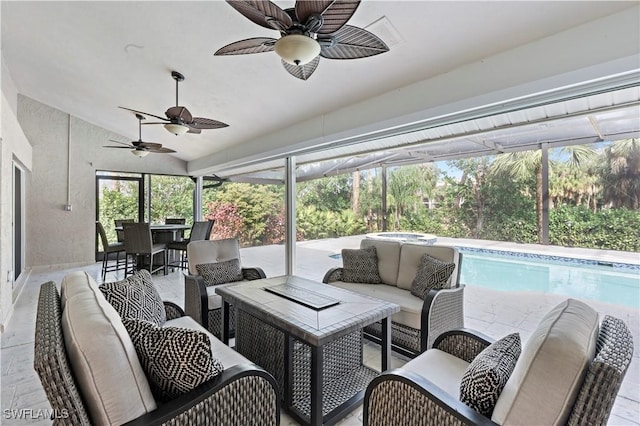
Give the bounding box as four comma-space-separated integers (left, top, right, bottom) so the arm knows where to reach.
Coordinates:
216, 275, 400, 346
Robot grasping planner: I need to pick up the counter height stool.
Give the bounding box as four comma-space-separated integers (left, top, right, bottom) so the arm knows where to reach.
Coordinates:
167, 220, 214, 269
96, 221, 127, 281
122, 222, 168, 276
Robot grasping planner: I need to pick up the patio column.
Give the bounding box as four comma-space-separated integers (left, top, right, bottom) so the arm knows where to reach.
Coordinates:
285, 156, 296, 275
541, 143, 550, 245
194, 176, 203, 221
381, 166, 388, 231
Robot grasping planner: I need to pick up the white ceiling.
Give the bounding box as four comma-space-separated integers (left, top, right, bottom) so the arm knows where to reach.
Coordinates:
2, 1, 638, 167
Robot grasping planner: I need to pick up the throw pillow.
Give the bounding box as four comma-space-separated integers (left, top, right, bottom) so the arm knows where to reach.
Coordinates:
196, 259, 243, 286
99, 270, 166, 325
459, 333, 521, 417
123, 318, 224, 402
410, 254, 455, 300
341, 246, 381, 284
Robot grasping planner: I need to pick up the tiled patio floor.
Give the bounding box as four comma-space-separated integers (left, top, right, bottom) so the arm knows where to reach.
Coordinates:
1, 236, 638, 425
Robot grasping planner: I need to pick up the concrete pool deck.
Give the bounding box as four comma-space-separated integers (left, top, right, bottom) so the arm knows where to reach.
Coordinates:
1, 235, 638, 425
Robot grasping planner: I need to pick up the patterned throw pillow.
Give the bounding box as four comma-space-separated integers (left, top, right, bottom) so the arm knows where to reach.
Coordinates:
99, 270, 166, 325
196, 259, 243, 287
460, 333, 521, 417
123, 318, 224, 402
341, 246, 381, 284
410, 254, 455, 300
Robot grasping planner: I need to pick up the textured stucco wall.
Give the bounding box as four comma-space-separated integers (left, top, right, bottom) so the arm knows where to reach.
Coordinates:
17, 95, 188, 268
1, 58, 33, 330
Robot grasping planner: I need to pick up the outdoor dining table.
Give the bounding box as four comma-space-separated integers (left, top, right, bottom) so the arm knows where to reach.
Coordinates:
114, 223, 191, 243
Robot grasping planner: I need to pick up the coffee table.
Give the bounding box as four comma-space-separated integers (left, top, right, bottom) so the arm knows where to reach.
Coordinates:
216, 275, 400, 426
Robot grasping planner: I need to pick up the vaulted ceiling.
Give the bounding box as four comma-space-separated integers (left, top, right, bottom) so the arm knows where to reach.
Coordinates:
2, 1, 638, 177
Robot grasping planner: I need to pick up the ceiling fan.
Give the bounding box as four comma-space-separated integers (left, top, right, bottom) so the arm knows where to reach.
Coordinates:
103, 114, 176, 157
120, 71, 229, 135
215, 0, 389, 80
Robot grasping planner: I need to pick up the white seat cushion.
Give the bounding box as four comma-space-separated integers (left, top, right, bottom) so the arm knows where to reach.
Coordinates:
187, 238, 241, 276
402, 348, 470, 397
360, 239, 401, 285
491, 298, 599, 425
397, 244, 460, 290
327, 281, 423, 329
61, 272, 157, 425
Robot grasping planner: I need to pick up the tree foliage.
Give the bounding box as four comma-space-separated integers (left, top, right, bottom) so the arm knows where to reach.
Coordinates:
99, 139, 639, 252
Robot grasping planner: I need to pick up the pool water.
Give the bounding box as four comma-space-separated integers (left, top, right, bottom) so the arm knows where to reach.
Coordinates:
461, 253, 640, 309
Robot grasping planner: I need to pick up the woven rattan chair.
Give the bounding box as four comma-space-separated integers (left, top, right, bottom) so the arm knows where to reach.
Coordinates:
364, 300, 634, 426
323, 240, 464, 358
184, 238, 266, 338
34, 280, 280, 426
123, 222, 168, 276
114, 218, 134, 243
167, 220, 214, 270
96, 221, 127, 280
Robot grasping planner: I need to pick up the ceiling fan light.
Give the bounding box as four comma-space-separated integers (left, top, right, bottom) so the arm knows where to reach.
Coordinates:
275, 34, 320, 66
131, 149, 150, 158
164, 123, 190, 135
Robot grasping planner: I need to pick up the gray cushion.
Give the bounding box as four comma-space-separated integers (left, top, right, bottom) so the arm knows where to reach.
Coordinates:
342, 246, 381, 284
410, 254, 455, 299
99, 270, 166, 325
460, 333, 521, 416
196, 259, 243, 286
123, 318, 224, 402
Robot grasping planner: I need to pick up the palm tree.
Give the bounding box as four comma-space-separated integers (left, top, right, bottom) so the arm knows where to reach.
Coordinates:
598, 138, 640, 209
490, 145, 595, 243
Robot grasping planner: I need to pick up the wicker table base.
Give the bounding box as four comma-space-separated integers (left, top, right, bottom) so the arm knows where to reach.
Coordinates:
217, 276, 399, 426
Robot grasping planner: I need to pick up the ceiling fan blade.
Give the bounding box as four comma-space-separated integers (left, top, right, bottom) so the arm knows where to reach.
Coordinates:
108, 139, 135, 147
226, 0, 292, 30
136, 142, 163, 149
316, 0, 361, 34
320, 25, 388, 59
141, 122, 168, 125
189, 117, 229, 129
295, 1, 333, 25
118, 106, 168, 122
103, 145, 135, 149
148, 147, 177, 154
187, 127, 202, 134
166, 106, 193, 123
281, 56, 320, 80
215, 37, 277, 56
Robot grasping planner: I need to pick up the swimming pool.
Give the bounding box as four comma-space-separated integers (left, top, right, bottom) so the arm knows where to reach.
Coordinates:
460, 252, 640, 309
329, 250, 640, 309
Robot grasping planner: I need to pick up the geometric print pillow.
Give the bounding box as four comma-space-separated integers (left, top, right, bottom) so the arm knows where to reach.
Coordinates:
122, 318, 224, 402
410, 254, 455, 300
459, 333, 521, 417
341, 246, 381, 284
99, 270, 166, 325
196, 259, 243, 287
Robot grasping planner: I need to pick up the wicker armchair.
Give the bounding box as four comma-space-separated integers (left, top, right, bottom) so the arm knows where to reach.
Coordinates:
34, 280, 280, 426
184, 238, 266, 338
364, 301, 633, 426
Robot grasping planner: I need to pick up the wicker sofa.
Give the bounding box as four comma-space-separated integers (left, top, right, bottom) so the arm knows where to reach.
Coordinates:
364, 298, 634, 426
34, 271, 279, 425
323, 239, 463, 357
184, 239, 266, 338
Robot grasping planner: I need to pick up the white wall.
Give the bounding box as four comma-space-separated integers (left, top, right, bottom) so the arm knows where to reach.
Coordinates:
16, 95, 188, 269
1, 55, 33, 330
